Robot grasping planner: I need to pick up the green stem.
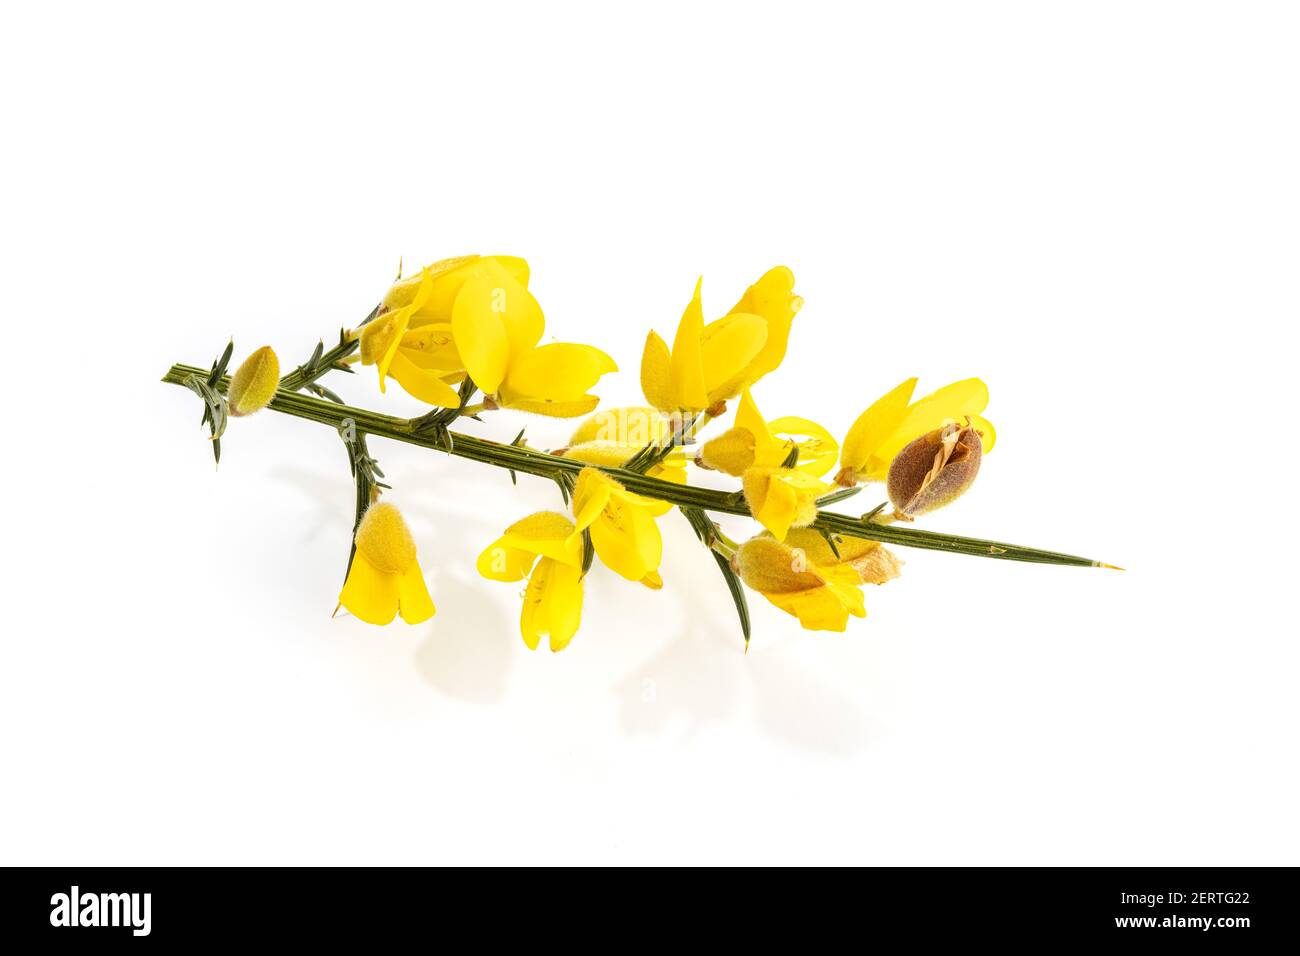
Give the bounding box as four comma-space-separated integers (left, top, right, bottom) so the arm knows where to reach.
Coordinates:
278, 336, 360, 393
163, 362, 1105, 567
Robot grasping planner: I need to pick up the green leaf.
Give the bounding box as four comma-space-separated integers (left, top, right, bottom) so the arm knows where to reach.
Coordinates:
815, 485, 862, 508
861, 501, 889, 522
709, 549, 751, 646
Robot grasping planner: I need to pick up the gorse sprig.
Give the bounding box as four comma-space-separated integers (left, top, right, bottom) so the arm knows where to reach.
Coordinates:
164, 254, 1117, 653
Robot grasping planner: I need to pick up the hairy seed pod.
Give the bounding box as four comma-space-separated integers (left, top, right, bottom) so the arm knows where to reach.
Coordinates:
227, 346, 280, 417
887, 422, 982, 518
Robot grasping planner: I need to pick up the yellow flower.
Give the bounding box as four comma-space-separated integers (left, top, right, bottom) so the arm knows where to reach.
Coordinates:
734, 528, 901, 632
227, 346, 280, 416
477, 512, 585, 652
363, 255, 617, 416
570, 468, 664, 587
699, 388, 838, 477
559, 407, 686, 493
742, 467, 833, 540
640, 267, 802, 413
381, 255, 531, 328
359, 267, 465, 408
450, 258, 616, 417
835, 378, 997, 486
337, 502, 436, 625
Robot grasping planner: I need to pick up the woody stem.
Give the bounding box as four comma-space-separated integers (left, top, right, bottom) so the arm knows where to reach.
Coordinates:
162, 362, 1104, 568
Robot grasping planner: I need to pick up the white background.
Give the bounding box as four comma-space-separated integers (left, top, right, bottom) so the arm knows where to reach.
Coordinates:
2, 2, 1296, 865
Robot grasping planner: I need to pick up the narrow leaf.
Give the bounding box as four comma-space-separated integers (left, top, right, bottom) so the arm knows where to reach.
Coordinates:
709, 549, 751, 646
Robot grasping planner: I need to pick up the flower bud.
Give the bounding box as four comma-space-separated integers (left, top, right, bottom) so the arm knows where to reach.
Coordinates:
699, 426, 758, 476
355, 502, 417, 574
734, 535, 826, 594
742, 466, 829, 540
358, 313, 403, 366
782, 528, 903, 586
886, 421, 982, 518
227, 346, 279, 417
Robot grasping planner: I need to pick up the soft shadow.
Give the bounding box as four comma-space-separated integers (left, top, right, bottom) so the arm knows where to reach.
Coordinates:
271, 463, 354, 543
614, 614, 739, 739
272, 463, 516, 703
745, 651, 870, 755
613, 554, 871, 755
274, 462, 872, 741
413, 567, 512, 704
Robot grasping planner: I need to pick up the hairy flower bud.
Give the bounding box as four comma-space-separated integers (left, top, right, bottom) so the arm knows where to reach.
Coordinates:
227, 346, 279, 417
355, 502, 418, 574
887, 421, 982, 518
731, 526, 901, 632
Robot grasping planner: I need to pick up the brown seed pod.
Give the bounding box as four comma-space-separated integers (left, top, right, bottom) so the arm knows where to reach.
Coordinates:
886, 421, 982, 518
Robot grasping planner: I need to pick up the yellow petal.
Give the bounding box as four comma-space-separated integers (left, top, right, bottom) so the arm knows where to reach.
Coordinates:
387, 351, 463, 408
338, 553, 400, 625
541, 560, 584, 652
763, 574, 866, 632
640, 330, 676, 412
519, 558, 550, 650
520, 558, 584, 652
717, 266, 802, 395
374, 270, 432, 390
647, 457, 688, 487
734, 532, 866, 631
742, 468, 829, 540
502, 343, 617, 403
744, 469, 798, 540
476, 537, 539, 582
498, 395, 601, 418
481, 257, 544, 365
866, 378, 989, 479
768, 415, 839, 477
382, 255, 479, 319
735, 388, 784, 465
500, 512, 583, 567
969, 414, 997, 454
570, 468, 614, 535
838, 377, 918, 481
491, 255, 531, 288
451, 271, 512, 393
397, 563, 436, 624
354, 503, 417, 574
383, 255, 531, 329
397, 323, 462, 371
699, 312, 767, 403
561, 440, 641, 469
670, 278, 709, 410
568, 468, 663, 581
569, 407, 670, 447
640, 570, 664, 590
590, 501, 662, 582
